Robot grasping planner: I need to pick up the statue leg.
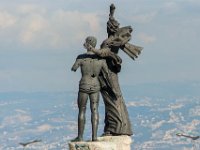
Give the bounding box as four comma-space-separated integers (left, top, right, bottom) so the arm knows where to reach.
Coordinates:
89, 92, 99, 141
77, 92, 88, 141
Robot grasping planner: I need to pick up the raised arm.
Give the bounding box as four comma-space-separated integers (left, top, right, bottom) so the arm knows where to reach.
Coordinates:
87, 43, 110, 57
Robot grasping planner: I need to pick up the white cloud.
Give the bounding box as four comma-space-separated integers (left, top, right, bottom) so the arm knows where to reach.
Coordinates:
0, 11, 17, 29
0, 4, 102, 51
20, 14, 48, 44
17, 4, 46, 14
163, 2, 181, 14
133, 12, 157, 24
49, 10, 101, 48
137, 33, 156, 44
36, 124, 53, 132
17, 9, 101, 49
2, 114, 32, 126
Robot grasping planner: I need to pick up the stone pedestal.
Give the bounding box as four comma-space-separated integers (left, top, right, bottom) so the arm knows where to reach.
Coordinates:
69, 135, 132, 150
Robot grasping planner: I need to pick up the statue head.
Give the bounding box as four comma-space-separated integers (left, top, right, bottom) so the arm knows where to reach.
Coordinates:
84, 36, 97, 50
85, 36, 97, 48
110, 4, 115, 16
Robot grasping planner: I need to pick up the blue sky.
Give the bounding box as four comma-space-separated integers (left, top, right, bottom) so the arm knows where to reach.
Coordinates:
0, 0, 200, 92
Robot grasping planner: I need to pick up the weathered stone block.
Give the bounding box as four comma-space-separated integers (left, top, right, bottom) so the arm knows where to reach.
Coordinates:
69, 135, 132, 150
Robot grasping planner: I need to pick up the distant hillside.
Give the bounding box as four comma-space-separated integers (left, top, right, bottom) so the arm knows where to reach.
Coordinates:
122, 81, 200, 98
1, 81, 199, 99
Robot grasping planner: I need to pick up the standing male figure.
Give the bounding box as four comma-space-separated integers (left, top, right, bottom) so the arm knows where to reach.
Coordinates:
71, 36, 109, 141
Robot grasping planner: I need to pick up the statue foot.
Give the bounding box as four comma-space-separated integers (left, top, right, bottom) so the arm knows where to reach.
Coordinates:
101, 132, 112, 137
71, 137, 83, 142
92, 137, 98, 141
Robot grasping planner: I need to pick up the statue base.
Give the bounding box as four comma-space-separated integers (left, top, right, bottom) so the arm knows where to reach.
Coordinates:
69, 135, 132, 150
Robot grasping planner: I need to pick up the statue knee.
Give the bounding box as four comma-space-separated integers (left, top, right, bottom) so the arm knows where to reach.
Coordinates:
79, 106, 86, 112
79, 106, 86, 118
92, 106, 97, 112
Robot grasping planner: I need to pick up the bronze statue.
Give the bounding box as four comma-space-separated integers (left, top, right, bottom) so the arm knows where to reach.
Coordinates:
71, 4, 143, 141
88, 3, 143, 136
71, 36, 109, 141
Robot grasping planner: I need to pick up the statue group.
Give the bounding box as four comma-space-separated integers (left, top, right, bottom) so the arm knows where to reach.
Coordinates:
71, 4, 142, 142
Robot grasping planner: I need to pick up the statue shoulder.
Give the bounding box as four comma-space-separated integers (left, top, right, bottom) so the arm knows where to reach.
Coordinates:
76, 53, 87, 60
